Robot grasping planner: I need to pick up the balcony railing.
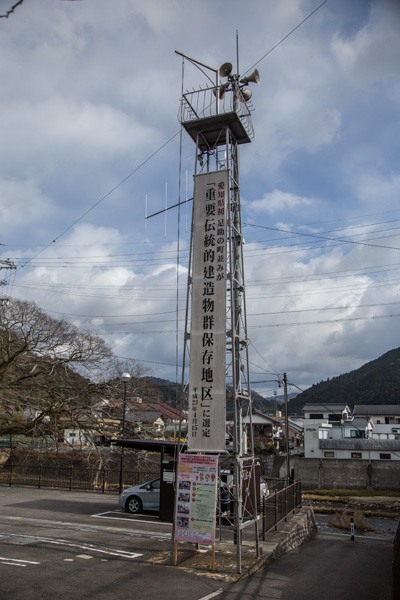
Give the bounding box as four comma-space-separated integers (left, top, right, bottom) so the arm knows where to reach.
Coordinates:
179, 82, 255, 146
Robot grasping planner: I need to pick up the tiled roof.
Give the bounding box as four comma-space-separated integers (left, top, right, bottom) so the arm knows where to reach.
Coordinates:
303, 403, 349, 413
353, 405, 400, 416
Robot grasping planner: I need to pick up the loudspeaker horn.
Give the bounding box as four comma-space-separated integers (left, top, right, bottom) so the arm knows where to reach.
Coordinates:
241, 88, 252, 102
219, 62, 233, 78
213, 85, 226, 100
240, 69, 260, 85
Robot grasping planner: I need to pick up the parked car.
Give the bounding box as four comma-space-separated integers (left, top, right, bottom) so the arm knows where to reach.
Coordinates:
119, 478, 161, 514
260, 477, 270, 499
119, 474, 269, 515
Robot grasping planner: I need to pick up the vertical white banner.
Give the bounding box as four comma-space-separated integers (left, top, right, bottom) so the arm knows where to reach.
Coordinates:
188, 170, 228, 452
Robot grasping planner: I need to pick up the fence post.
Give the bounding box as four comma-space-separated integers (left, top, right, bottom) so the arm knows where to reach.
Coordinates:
284, 485, 288, 522
262, 496, 265, 540
69, 466, 73, 491
274, 489, 278, 531
102, 468, 106, 494
8, 462, 13, 487
38, 465, 42, 489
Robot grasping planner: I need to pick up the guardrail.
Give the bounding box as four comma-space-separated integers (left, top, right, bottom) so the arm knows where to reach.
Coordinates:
0, 463, 158, 493
261, 481, 302, 539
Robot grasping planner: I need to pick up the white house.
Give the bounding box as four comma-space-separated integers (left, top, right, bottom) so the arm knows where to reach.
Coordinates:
301, 402, 400, 459
303, 403, 351, 423
353, 405, 400, 440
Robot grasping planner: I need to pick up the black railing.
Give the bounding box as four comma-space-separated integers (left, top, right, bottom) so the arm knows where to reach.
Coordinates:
394, 521, 400, 600
261, 481, 302, 539
0, 463, 158, 493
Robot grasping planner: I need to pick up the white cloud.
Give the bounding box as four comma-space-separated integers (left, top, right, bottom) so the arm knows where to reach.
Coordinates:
1, 0, 399, 390
249, 189, 316, 215
332, 0, 400, 88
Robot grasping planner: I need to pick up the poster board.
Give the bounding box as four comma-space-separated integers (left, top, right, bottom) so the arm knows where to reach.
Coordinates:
174, 454, 218, 545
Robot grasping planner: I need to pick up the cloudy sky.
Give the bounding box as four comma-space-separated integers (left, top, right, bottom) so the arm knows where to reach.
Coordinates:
1, 0, 399, 399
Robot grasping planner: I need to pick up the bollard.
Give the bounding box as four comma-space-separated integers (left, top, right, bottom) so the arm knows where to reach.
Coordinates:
350, 516, 355, 541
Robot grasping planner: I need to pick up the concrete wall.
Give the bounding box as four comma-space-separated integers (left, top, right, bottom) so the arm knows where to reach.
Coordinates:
288, 456, 400, 491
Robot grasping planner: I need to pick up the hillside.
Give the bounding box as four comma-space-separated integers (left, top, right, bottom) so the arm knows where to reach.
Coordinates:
142, 376, 276, 413
288, 347, 400, 415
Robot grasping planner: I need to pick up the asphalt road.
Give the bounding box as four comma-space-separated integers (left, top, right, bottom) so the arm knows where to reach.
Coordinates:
219, 526, 394, 599
0, 486, 225, 600
0, 486, 395, 600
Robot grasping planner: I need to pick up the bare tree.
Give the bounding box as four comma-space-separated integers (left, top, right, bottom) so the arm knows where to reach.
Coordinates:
0, 298, 120, 440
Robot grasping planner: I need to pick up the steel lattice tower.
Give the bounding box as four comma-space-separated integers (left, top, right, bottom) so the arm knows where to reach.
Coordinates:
177, 52, 260, 572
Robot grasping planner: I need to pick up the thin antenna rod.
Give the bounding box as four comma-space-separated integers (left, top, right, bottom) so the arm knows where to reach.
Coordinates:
185, 171, 188, 232
165, 182, 168, 237
145, 194, 149, 242
236, 30, 239, 74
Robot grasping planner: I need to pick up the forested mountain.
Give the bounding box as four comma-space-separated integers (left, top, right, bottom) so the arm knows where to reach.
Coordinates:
142, 377, 277, 413
288, 347, 400, 415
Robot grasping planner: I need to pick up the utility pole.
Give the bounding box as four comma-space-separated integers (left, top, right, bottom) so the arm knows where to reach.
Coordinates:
284, 372, 290, 484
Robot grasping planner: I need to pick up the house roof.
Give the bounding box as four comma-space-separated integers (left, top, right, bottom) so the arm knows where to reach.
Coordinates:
288, 419, 303, 432
320, 439, 400, 451
350, 416, 372, 427
126, 409, 163, 423
241, 409, 281, 426
303, 403, 350, 413
138, 402, 187, 421
353, 405, 400, 417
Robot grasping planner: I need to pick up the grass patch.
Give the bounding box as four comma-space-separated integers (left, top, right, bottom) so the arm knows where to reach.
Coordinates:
305, 489, 400, 498
328, 509, 374, 532
312, 506, 400, 519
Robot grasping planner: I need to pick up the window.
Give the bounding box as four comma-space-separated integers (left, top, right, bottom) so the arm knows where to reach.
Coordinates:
309, 413, 324, 419
329, 414, 341, 423
350, 430, 364, 438
379, 453, 391, 460
324, 451, 335, 458
351, 452, 362, 459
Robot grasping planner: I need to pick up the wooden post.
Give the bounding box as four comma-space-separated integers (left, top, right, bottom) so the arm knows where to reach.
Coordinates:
211, 544, 215, 571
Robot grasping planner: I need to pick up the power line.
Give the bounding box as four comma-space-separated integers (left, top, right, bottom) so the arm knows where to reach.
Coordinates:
243, 0, 330, 76
244, 222, 400, 252
249, 312, 400, 329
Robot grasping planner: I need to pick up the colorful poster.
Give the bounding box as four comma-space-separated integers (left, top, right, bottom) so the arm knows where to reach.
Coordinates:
174, 454, 218, 545
188, 170, 228, 452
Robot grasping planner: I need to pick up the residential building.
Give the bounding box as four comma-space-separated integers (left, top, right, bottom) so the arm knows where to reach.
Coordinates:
353, 405, 400, 440
301, 403, 400, 460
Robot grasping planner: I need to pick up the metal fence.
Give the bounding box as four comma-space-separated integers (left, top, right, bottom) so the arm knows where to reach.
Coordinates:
260, 481, 302, 539
0, 463, 158, 494
394, 521, 400, 600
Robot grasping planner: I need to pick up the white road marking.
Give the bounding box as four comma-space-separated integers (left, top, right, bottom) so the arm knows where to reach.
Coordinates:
92, 511, 172, 527
197, 590, 224, 600
0, 556, 40, 567
0, 533, 142, 559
